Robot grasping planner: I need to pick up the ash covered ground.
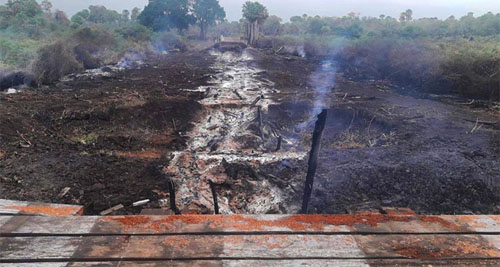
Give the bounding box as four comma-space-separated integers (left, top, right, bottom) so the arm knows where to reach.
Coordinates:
0, 48, 499, 215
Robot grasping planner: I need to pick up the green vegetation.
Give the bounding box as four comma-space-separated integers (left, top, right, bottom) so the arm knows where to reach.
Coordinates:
0, 0, 497, 100
138, 0, 194, 32
242, 1, 268, 45
244, 4, 500, 100
193, 0, 226, 40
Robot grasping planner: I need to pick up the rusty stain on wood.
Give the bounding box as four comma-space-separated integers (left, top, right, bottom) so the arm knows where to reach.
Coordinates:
0, 214, 498, 265
0, 199, 83, 216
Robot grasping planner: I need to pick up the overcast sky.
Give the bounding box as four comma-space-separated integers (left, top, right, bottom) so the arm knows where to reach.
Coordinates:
1, 0, 499, 21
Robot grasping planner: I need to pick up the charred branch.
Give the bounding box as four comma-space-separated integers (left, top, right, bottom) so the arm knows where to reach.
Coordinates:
301, 109, 328, 214
209, 180, 220, 214
168, 179, 180, 215
233, 90, 245, 100
276, 136, 283, 151
252, 95, 262, 106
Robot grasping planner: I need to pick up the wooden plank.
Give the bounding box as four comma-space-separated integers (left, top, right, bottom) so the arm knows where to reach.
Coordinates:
0, 264, 66, 267
0, 260, 369, 267
1, 215, 499, 235
0, 216, 11, 228
0, 237, 80, 260
366, 259, 500, 266
1, 234, 500, 261
0, 259, 499, 267
0, 216, 97, 235
456, 215, 500, 251
354, 234, 500, 259
94, 214, 500, 234
0, 199, 83, 216
0, 235, 364, 260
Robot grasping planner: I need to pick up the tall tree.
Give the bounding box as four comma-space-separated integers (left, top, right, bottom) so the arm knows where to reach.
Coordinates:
0, 0, 44, 32
399, 9, 413, 22
122, 9, 130, 23
193, 0, 226, 40
131, 7, 141, 21
40, 0, 52, 14
262, 15, 282, 36
88, 5, 121, 24
70, 9, 90, 28
138, 0, 194, 32
242, 1, 268, 45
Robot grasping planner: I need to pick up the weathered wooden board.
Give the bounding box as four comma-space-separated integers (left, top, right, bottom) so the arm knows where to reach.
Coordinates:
1, 215, 498, 235
0, 214, 498, 266
0, 199, 83, 216
1, 259, 499, 267
0, 216, 11, 229
0, 261, 367, 267
0, 235, 364, 260
449, 215, 500, 250
1, 234, 500, 261
0, 216, 97, 235
354, 234, 500, 259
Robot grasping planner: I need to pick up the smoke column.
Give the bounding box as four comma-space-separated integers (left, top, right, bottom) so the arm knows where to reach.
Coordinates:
310, 60, 337, 115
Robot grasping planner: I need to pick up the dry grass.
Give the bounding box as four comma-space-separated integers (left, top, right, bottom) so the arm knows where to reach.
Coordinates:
331, 131, 366, 149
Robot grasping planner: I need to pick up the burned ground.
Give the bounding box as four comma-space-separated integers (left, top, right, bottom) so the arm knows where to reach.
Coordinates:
0, 52, 214, 214
0, 49, 499, 215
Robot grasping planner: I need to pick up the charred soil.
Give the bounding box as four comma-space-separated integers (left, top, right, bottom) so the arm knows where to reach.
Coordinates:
0, 49, 499, 215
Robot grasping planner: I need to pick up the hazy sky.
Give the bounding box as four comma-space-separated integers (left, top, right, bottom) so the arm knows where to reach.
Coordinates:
1, 0, 499, 21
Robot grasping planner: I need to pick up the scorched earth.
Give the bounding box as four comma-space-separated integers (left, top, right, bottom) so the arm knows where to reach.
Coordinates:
0, 48, 499, 215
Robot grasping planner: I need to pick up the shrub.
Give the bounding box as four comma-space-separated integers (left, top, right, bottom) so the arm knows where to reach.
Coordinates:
153, 32, 187, 51
117, 24, 152, 42
73, 25, 116, 51
0, 37, 39, 67
32, 41, 82, 84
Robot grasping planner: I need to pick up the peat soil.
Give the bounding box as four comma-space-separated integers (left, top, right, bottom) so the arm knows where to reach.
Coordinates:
0, 52, 215, 214
255, 49, 500, 215
1, 48, 499, 215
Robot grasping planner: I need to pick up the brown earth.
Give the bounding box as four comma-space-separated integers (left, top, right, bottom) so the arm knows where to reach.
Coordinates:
1, 49, 499, 215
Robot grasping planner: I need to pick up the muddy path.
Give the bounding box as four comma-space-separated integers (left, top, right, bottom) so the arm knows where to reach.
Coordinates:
0, 49, 499, 215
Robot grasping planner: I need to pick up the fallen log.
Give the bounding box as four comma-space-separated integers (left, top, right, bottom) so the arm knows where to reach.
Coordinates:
301, 109, 328, 214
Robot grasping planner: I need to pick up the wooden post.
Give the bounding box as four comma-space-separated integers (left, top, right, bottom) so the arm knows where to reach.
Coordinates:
209, 181, 220, 214
301, 109, 328, 214
276, 136, 282, 151
168, 180, 180, 215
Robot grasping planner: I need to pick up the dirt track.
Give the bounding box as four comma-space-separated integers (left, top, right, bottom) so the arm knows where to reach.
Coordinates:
1, 49, 499, 215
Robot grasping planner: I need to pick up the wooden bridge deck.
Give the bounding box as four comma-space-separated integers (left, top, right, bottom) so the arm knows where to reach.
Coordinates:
0, 206, 499, 266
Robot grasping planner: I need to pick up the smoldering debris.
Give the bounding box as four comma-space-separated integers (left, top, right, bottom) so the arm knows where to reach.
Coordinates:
0, 71, 37, 91
117, 52, 146, 69
61, 52, 147, 82
166, 49, 307, 214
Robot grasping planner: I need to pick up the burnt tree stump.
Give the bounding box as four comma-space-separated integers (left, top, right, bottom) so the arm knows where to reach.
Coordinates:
301, 109, 328, 214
